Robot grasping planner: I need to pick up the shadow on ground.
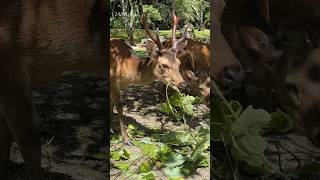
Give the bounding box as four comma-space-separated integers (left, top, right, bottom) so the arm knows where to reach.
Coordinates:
10, 72, 108, 180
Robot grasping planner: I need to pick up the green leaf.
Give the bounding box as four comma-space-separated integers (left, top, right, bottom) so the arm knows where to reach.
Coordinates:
168, 178, 184, 180
160, 102, 172, 114
182, 95, 195, 104
222, 100, 242, 117
114, 162, 129, 171
156, 132, 179, 145
111, 151, 121, 161
231, 106, 271, 136
211, 96, 230, 142
165, 153, 185, 167
231, 135, 274, 173
111, 134, 121, 143
176, 133, 193, 145
181, 163, 197, 176
164, 166, 183, 178
122, 149, 131, 160
133, 140, 145, 147
142, 144, 159, 159
141, 172, 156, 180
127, 124, 136, 130
158, 144, 173, 162
270, 109, 293, 133
139, 161, 153, 173
135, 129, 146, 137
140, 137, 152, 144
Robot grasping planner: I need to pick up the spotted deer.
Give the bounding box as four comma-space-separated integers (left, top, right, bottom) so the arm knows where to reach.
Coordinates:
110, 6, 187, 144
0, 0, 106, 179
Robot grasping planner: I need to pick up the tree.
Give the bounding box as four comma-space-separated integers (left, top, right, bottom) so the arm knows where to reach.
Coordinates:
120, 0, 139, 45
174, 0, 209, 30
193, 0, 209, 30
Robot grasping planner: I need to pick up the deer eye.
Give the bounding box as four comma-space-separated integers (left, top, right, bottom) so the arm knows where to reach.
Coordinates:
160, 64, 169, 69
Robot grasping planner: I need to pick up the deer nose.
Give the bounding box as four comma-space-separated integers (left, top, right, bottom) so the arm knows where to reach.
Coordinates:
178, 82, 187, 89
223, 67, 244, 88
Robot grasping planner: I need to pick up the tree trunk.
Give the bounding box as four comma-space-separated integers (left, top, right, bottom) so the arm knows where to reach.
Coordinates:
121, 0, 136, 45
199, 6, 205, 31
127, 27, 135, 45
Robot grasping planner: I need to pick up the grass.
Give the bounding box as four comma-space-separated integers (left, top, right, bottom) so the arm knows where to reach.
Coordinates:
134, 50, 147, 58
110, 29, 210, 43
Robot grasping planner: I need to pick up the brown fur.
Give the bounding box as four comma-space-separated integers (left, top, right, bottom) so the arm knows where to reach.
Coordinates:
0, 0, 106, 179
284, 47, 320, 146
162, 38, 210, 103
110, 38, 185, 144
212, 0, 244, 91
221, 0, 320, 145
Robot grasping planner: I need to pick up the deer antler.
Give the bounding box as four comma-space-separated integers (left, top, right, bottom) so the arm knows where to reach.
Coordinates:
171, 5, 187, 49
138, 3, 165, 51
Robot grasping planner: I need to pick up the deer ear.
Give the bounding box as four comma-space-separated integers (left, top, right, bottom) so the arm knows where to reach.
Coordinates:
146, 39, 157, 57
184, 70, 198, 82
238, 26, 269, 56
186, 50, 195, 70
175, 39, 188, 50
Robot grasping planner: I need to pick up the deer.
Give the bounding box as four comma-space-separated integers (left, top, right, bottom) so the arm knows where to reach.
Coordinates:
222, 0, 320, 145
257, 1, 320, 146
0, 0, 106, 179
211, 0, 244, 94
162, 38, 210, 104
110, 5, 187, 144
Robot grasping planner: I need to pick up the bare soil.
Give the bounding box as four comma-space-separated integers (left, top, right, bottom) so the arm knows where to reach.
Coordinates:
8, 72, 108, 180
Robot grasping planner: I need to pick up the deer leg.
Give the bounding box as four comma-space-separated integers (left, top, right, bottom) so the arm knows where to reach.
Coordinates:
0, 64, 41, 180
110, 100, 114, 134
110, 86, 130, 144
0, 114, 12, 180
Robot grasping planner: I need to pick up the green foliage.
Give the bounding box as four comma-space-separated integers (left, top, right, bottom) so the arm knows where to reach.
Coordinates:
110, 29, 210, 43
174, 0, 209, 26
111, 90, 209, 179
211, 82, 302, 178
142, 5, 162, 22
111, 17, 124, 29
160, 91, 198, 118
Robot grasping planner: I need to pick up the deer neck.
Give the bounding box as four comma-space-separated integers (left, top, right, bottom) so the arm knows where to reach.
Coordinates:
137, 57, 157, 85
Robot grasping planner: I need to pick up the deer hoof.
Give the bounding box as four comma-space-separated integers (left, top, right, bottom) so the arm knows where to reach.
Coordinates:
110, 128, 115, 134
124, 140, 132, 146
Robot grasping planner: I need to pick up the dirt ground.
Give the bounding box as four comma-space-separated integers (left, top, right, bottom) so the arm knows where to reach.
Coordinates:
266, 132, 320, 173
110, 82, 210, 180
8, 71, 317, 179
8, 72, 108, 180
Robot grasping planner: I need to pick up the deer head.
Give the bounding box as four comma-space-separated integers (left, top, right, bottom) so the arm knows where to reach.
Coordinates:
283, 32, 320, 146
139, 4, 187, 90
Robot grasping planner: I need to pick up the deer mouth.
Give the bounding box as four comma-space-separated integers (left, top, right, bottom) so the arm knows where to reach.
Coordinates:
159, 79, 179, 91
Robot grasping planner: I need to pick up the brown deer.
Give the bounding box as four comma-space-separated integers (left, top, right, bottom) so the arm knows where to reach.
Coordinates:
259, 0, 320, 146
0, 0, 106, 179
212, 0, 244, 93
162, 38, 210, 104
222, 0, 320, 145
276, 26, 320, 146
110, 6, 187, 144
